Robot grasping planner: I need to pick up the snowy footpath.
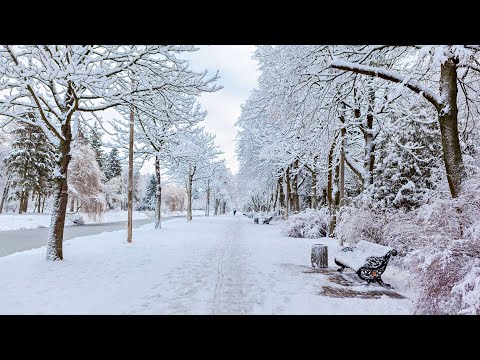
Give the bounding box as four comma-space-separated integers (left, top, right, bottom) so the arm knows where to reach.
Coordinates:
0, 215, 413, 314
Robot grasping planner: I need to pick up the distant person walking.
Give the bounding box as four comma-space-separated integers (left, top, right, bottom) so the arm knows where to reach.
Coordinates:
233, 210, 237, 215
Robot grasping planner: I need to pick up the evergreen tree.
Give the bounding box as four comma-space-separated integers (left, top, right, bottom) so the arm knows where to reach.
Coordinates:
105, 148, 122, 181
140, 174, 157, 211
3, 122, 56, 213
89, 124, 106, 173
371, 106, 442, 211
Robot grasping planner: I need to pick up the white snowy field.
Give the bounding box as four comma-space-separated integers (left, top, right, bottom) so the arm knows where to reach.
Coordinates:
0, 215, 413, 314
0, 211, 151, 231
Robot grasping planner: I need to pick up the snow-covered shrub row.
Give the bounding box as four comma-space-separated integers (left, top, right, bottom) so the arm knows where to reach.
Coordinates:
336, 204, 388, 246
335, 174, 480, 314
282, 208, 329, 238
403, 175, 480, 315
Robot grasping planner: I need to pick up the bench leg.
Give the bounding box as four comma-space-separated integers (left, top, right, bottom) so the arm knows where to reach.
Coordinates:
337, 265, 346, 272
376, 277, 392, 289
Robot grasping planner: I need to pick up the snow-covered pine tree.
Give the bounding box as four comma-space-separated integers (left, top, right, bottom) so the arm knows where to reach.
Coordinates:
0, 129, 12, 213
89, 124, 106, 174
3, 121, 56, 214
140, 174, 157, 211
372, 107, 442, 210
105, 148, 122, 181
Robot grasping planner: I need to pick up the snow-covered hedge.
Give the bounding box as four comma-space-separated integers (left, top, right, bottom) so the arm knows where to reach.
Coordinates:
403, 175, 480, 315
282, 208, 329, 239
336, 205, 388, 246
335, 174, 480, 314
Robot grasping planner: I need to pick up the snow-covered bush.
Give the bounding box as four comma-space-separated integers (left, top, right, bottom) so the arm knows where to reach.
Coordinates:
407, 234, 480, 315
282, 208, 329, 238
336, 204, 388, 246
403, 175, 480, 314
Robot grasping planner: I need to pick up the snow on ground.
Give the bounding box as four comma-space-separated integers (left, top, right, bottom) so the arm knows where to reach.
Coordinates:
0, 215, 413, 314
0, 211, 150, 231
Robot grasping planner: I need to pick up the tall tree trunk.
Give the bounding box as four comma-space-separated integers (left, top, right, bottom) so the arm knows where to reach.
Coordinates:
327, 133, 339, 211
292, 160, 299, 212
339, 115, 346, 206
187, 163, 193, 222
214, 196, 219, 216
310, 168, 317, 209
205, 179, 210, 217
364, 87, 375, 187
46, 122, 73, 261
31, 189, 36, 213
18, 191, 24, 214
37, 193, 42, 214
330, 163, 340, 238
41, 195, 46, 213
70, 197, 75, 212
439, 57, 463, 198
327, 134, 339, 237
0, 178, 11, 214
154, 156, 162, 229
23, 191, 29, 213
278, 176, 285, 212
127, 105, 134, 243
273, 181, 279, 211
285, 167, 291, 217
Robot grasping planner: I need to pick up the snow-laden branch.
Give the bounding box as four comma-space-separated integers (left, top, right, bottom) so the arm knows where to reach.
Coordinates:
330, 59, 442, 109
344, 152, 368, 181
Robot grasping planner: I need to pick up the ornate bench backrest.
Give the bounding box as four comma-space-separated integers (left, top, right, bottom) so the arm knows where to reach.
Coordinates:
335, 240, 394, 272
355, 241, 393, 257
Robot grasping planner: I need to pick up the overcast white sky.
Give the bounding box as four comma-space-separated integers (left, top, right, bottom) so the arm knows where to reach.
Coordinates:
131, 46, 259, 175
185, 45, 260, 174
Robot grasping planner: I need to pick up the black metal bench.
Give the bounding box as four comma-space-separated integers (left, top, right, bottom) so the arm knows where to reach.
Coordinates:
262, 216, 273, 224
253, 216, 273, 224
334, 240, 398, 289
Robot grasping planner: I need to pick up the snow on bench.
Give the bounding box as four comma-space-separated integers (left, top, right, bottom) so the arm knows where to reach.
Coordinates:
334, 240, 398, 289
253, 216, 273, 225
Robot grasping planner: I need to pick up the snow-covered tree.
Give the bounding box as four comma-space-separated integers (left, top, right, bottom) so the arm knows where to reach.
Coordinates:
162, 184, 185, 212
166, 128, 222, 222
140, 174, 157, 211
0, 128, 12, 213
89, 124, 106, 174
0, 45, 220, 260
3, 121, 55, 214
67, 136, 105, 220
321, 45, 480, 198
104, 175, 123, 211
105, 148, 122, 181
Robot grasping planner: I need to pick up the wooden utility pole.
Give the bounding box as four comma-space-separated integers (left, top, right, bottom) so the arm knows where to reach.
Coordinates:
127, 105, 134, 243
